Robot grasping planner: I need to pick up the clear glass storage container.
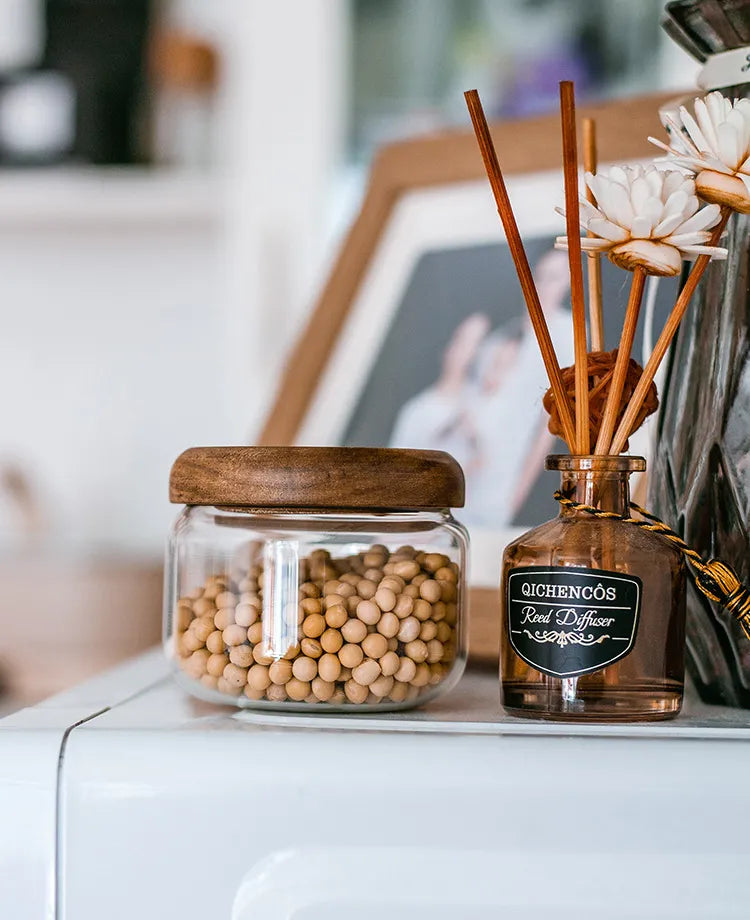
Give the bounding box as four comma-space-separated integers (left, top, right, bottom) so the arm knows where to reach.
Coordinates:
165, 446, 468, 710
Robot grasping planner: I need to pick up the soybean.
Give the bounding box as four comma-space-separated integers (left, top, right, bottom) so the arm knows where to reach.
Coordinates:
174, 541, 461, 707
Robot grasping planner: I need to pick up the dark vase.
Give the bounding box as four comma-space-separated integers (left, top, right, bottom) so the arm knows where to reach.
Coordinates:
653, 0, 750, 707
651, 213, 750, 707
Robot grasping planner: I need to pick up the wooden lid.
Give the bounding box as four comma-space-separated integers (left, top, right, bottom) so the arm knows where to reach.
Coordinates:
169, 447, 465, 510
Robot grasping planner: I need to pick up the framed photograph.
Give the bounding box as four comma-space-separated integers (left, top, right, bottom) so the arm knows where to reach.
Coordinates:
260, 92, 681, 661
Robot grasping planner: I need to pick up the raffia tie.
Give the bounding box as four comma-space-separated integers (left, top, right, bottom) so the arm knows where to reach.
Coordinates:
554, 491, 750, 640
543, 350, 659, 450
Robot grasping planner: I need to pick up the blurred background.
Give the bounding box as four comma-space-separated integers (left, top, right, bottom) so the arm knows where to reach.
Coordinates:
0, 0, 697, 709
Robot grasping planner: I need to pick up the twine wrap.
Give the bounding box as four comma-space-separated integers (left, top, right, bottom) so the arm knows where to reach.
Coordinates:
543, 351, 659, 450
554, 491, 750, 640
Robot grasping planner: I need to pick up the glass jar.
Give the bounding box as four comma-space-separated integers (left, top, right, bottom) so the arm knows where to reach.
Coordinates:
500, 455, 686, 722
165, 446, 468, 710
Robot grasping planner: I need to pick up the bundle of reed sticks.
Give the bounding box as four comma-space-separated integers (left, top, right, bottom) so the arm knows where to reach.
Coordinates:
464, 83, 728, 457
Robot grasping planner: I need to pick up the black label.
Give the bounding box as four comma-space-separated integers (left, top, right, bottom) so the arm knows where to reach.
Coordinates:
506, 566, 641, 679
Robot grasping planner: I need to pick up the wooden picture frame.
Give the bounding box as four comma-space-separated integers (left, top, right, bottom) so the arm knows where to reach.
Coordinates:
259, 92, 680, 665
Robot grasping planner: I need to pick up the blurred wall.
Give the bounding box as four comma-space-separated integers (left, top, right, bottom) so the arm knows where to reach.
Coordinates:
0, 176, 228, 552
0, 0, 699, 703
0, 1, 349, 554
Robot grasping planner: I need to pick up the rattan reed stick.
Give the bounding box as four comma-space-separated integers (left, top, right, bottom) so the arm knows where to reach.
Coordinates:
560, 81, 590, 454
594, 267, 646, 454
582, 117, 604, 352
464, 88, 576, 450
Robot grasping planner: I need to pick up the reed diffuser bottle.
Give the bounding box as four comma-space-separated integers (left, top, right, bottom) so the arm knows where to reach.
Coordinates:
464, 78, 738, 723
501, 456, 686, 721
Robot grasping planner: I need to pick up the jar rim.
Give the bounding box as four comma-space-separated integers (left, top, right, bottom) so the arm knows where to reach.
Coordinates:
545, 454, 646, 472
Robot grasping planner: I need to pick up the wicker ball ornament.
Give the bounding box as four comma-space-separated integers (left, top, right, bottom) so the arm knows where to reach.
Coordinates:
542, 350, 659, 451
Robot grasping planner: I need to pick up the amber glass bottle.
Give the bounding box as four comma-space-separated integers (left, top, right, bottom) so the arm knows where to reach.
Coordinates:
501, 455, 686, 722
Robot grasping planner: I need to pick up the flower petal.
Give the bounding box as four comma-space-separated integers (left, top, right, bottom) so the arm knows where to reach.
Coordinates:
629, 215, 654, 239
599, 180, 634, 228
735, 98, 750, 149
663, 189, 690, 219
663, 170, 689, 198
717, 122, 742, 170
678, 244, 727, 259
680, 105, 711, 153
664, 231, 714, 246
699, 154, 735, 174
629, 175, 651, 212
695, 96, 720, 156
649, 136, 675, 155
706, 91, 732, 130
607, 165, 630, 189
588, 217, 629, 242
673, 203, 721, 235
555, 236, 611, 253
663, 153, 730, 175
585, 173, 609, 206
682, 195, 700, 223
727, 107, 750, 158
653, 212, 687, 237
642, 195, 666, 226
664, 112, 701, 155
645, 168, 664, 198
578, 238, 613, 251
578, 199, 600, 222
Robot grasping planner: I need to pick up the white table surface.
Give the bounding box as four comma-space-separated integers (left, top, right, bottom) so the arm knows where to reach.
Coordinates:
3, 649, 750, 920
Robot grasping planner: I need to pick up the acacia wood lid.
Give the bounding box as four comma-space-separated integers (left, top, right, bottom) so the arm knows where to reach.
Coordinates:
170, 447, 465, 510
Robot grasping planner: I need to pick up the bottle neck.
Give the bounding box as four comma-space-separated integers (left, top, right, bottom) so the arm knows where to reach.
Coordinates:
558, 470, 631, 517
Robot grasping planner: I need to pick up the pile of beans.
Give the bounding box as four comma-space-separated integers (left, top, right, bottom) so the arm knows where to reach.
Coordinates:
173, 544, 460, 706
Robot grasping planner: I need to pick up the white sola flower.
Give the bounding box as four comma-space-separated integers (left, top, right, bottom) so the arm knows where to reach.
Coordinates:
650, 91, 750, 213
555, 165, 726, 277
